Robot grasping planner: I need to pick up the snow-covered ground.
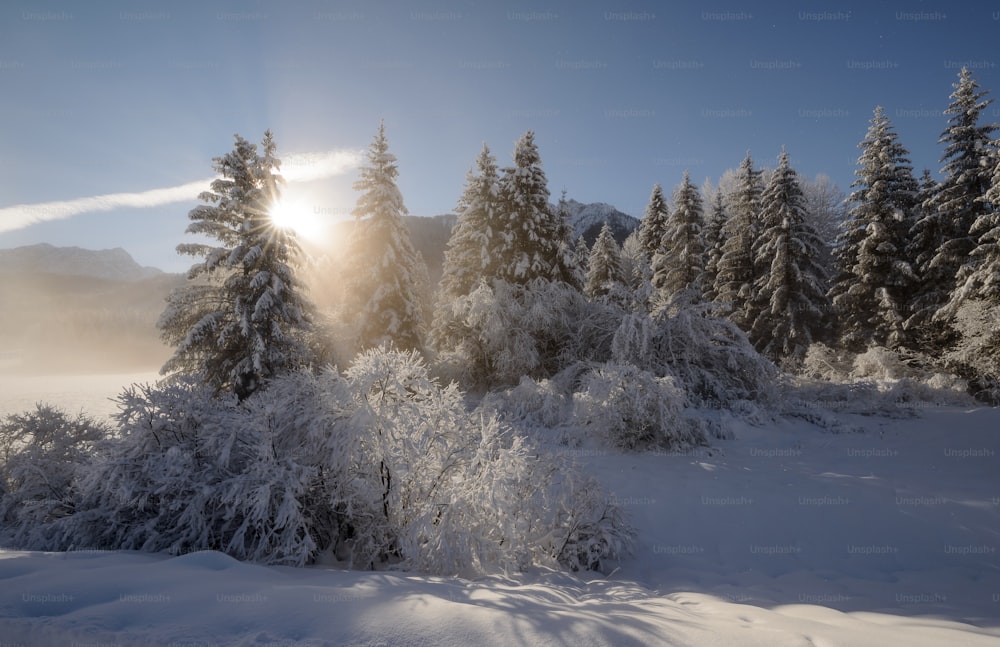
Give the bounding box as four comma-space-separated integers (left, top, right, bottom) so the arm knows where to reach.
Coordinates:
1, 376, 998, 646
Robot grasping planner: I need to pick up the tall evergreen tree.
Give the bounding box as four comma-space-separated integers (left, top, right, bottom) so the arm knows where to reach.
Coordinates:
910, 68, 997, 340
829, 106, 919, 350
159, 131, 313, 398
749, 151, 830, 364
703, 191, 727, 302
714, 152, 764, 328
637, 183, 670, 265
584, 221, 626, 300
438, 143, 501, 299
652, 171, 705, 307
495, 131, 578, 287
940, 154, 1000, 315
345, 121, 428, 352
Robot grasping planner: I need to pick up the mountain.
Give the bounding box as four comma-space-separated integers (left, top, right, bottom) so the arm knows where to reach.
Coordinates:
0, 243, 163, 282
0, 245, 179, 374
561, 199, 640, 247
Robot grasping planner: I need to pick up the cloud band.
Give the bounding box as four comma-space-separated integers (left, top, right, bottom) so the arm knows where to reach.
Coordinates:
0, 148, 362, 234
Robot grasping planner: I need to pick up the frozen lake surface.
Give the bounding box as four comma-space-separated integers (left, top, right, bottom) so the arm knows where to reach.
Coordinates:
0, 371, 160, 420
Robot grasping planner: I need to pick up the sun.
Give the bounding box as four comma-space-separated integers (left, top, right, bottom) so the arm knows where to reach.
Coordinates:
269, 198, 324, 242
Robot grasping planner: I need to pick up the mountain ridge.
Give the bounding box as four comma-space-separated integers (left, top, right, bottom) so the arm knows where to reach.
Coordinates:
0, 243, 165, 282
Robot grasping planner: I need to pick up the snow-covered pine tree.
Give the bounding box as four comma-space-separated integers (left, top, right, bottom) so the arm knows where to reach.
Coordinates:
909, 68, 997, 345
637, 183, 670, 267
801, 174, 846, 279
651, 171, 705, 308
574, 234, 591, 277
558, 191, 588, 288
345, 121, 429, 352
495, 131, 579, 287
714, 152, 764, 328
619, 229, 654, 309
905, 169, 945, 346
438, 143, 501, 300
703, 190, 727, 302
159, 131, 313, 398
829, 106, 919, 351
940, 153, 1000, 315
748, 151, 831, 364
584, 221, 627, 301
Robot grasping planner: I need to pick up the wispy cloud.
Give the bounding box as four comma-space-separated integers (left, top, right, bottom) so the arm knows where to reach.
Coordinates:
0, 148, 363, 234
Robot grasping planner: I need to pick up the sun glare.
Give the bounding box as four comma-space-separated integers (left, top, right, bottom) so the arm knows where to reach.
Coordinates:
269, 199, 324, 242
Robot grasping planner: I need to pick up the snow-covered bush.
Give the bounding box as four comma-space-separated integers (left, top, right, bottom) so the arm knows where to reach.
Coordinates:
942, 301, 1000, 404
483, 374, 574, 429
800, 343, 853, 382
572, 363, 700, 450
612, 306, 780, 406
0, 405, 108, 544
787, 343, 973, 424
340, 348, 632, 574
39, 377, 331, 565
24, 348, 632, 576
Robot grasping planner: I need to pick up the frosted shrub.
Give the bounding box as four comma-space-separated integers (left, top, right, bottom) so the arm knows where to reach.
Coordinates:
851, 346, 913, 381
485, 375, 574, 428
943, 301, 1000, 404
612, 306, 779, 406
800, 343, 852, 382
341, 348, 632, 574
43, 377, 327, 565
25, 349, 632, 576
0, 405, 108, 544
573, 363, 699, 450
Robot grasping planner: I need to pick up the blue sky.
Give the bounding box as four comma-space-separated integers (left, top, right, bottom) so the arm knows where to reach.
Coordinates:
1, 0, 997, 272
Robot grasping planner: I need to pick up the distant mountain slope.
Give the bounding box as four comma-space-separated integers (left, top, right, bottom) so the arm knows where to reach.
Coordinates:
0, 243, 163, 282
0, 245, 180, 374
561, 199, 639, 246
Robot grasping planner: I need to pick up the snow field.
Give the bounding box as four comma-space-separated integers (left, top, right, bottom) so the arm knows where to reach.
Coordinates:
0, 372, 997, 645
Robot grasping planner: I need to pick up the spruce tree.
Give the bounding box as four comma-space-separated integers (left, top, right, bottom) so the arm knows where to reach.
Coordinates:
345, 121, 428, 352
159, 131, 313, 398
703, 191, 727, 303
438, 143, 501, 300
495, 131, 578, 287
637, 183, 670, 264
651, 171, 705, 307
714, 152, 764, 328
830, 106, 919, 351
941, 154, 1000, 315
584, 221, 626, 301
748, 151, 830, 364
910, 68, 997, 342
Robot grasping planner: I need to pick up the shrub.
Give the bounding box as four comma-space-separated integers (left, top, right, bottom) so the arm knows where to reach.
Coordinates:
0, 404, 108, 544
572, 363, 699, 450
24, 348, 633, 576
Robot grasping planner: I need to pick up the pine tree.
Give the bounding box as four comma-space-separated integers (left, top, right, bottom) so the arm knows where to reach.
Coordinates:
749, 151, 831, 364
651, 171, 705, 307
495, 131, 578, 287
345, 121, 429, 352
637, 183, 670, 264
584, 221, 626, 300
159, 131, 313, 398
574, 234, 591, 277
438, 143, 501, 300
703, 191, 727, 302
714, 152, 764, 328
910, 68, 997, 341
829, 106, 919, 351
941, 154, 1000, 315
